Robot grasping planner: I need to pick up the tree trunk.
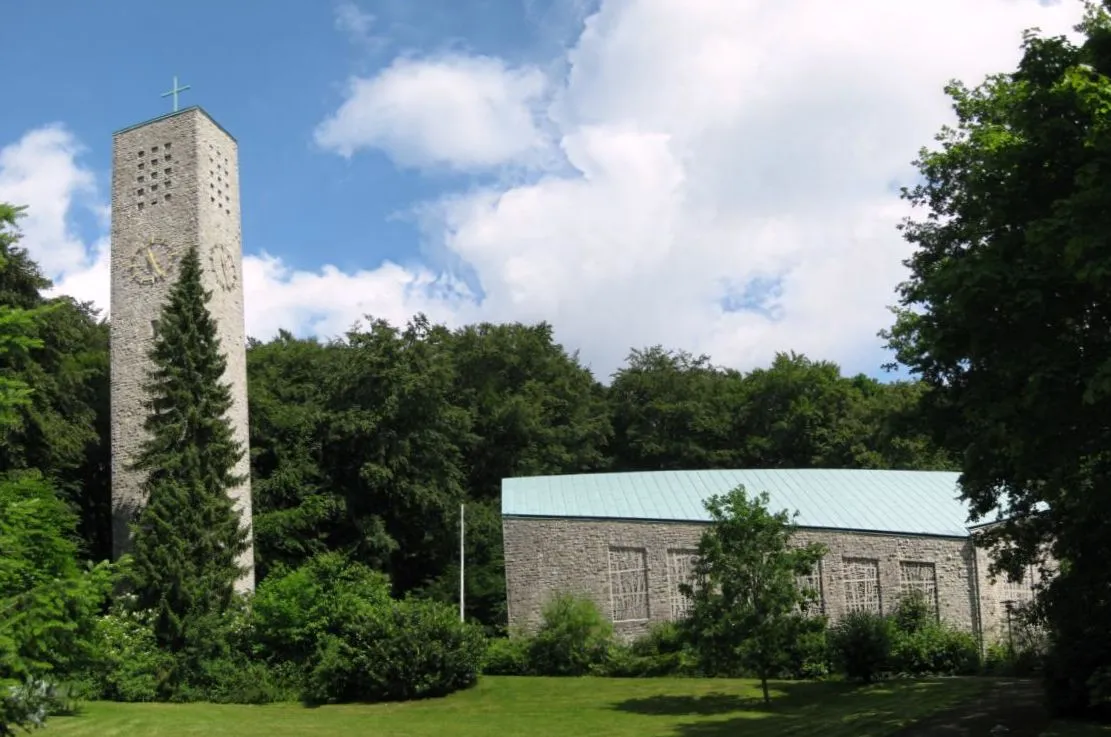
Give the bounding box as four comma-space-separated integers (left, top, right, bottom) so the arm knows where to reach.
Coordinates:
761, 674, 770, 707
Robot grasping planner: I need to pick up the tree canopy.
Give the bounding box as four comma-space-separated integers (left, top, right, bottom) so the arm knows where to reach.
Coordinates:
885, 7, 1111, 715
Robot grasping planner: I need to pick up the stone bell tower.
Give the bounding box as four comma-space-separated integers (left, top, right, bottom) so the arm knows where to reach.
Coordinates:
108, 80, 254, 591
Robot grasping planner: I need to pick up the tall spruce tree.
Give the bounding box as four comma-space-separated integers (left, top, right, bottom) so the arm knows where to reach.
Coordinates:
128, 245, 248, 652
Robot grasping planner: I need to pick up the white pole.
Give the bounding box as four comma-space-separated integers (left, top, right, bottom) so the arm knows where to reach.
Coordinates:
459, 502, 465, 622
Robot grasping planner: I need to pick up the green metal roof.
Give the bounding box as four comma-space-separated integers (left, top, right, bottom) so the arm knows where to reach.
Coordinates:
501, 469, 979, 538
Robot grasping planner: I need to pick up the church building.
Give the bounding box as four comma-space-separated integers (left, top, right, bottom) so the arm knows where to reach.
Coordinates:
501, 469, 1044, 645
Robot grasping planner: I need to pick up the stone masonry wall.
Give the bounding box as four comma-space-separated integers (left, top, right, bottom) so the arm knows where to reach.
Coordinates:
110, 107, 254, 591
503, 516, 978, 641
973, 534, 1057, 646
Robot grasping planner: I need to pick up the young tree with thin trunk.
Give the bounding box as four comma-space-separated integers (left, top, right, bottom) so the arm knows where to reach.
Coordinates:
681, 485, 825, 707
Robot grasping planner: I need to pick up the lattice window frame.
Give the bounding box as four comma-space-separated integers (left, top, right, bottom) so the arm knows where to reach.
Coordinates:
797, 559, 825, 616
899, 561, 939, 619
608, 546, 650, 622
666, 548, 699, 619
842, 557, 881, 614
999, 564, 1038, 615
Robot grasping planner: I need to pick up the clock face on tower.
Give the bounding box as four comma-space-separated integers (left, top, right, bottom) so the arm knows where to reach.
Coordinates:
210, 243, 238, 291
128, 240, 180, 285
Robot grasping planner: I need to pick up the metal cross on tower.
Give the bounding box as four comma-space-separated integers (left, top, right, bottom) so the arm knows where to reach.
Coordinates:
161, 76, 191, 112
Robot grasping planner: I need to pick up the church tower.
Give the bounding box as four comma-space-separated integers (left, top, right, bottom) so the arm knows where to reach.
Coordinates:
109, 92, 254, 592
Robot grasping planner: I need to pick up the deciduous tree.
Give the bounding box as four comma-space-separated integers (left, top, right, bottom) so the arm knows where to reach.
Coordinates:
885, 8, 1111, 715
681, 485, 825, 706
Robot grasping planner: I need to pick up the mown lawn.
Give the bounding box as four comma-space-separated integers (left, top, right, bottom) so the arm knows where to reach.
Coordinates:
42, 675, 995, 737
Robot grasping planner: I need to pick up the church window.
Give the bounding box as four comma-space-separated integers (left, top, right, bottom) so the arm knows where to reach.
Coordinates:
899, 561, 938, 618
842, 557, 881, 613
667, 548, 698, 619
797, 559, 825, 616
999, 565, 1037, 615
608, 546, 649, 622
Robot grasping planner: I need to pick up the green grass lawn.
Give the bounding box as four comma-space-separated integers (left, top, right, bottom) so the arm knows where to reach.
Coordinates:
42, 675, 995, 737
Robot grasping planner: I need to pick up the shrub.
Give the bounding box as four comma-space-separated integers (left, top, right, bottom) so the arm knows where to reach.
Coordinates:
984, 639, 1045, 677
184, 657, 299, 704
526, 594, 613, 676
75, 608, 174, 702
892, 590, 933, 636
1, 678, 71, 737
890, 625, 980, 676
304, 597, 485, 704
251, 553, 392, 667
630, 620, 686, 658
597, 621, 697, 677
829, 611, 893, 683
482, 637, 530, 676
781, 615, 831, 679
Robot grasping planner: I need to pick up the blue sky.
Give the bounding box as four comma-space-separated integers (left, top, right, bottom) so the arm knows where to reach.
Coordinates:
2, 0, 585, 273
0, 0, 1086, 380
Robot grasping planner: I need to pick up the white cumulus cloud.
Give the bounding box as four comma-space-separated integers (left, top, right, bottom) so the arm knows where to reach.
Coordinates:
314, 55, 550, 169
3, 0, 1088, 379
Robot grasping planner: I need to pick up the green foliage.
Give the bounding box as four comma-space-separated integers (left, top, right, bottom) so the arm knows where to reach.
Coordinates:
250, 552, 392, 666
0, 202, 111, 562
176, 656, 299, 705
891, 589, 934, 635
304, 597, 486, 704
76, 607, 173, 702
126, 245, 249, 660
0, 473, 112, 734
781, 615, 832, 680
0, 678, 71, 737
253, 554, 484, 704
885, 7, 1111, 718
76, 603, 298, 705
247, 321, 950, 639
829, 611, 894, 683
983, 608, 1047, 677
882, 591, 980, 677
599, 621, 697, 678
890, 626, 980, 676
681, 485, 826, 704
525, 593, 613, 677
0, 473, 113, 681
481, 637, 531, 675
